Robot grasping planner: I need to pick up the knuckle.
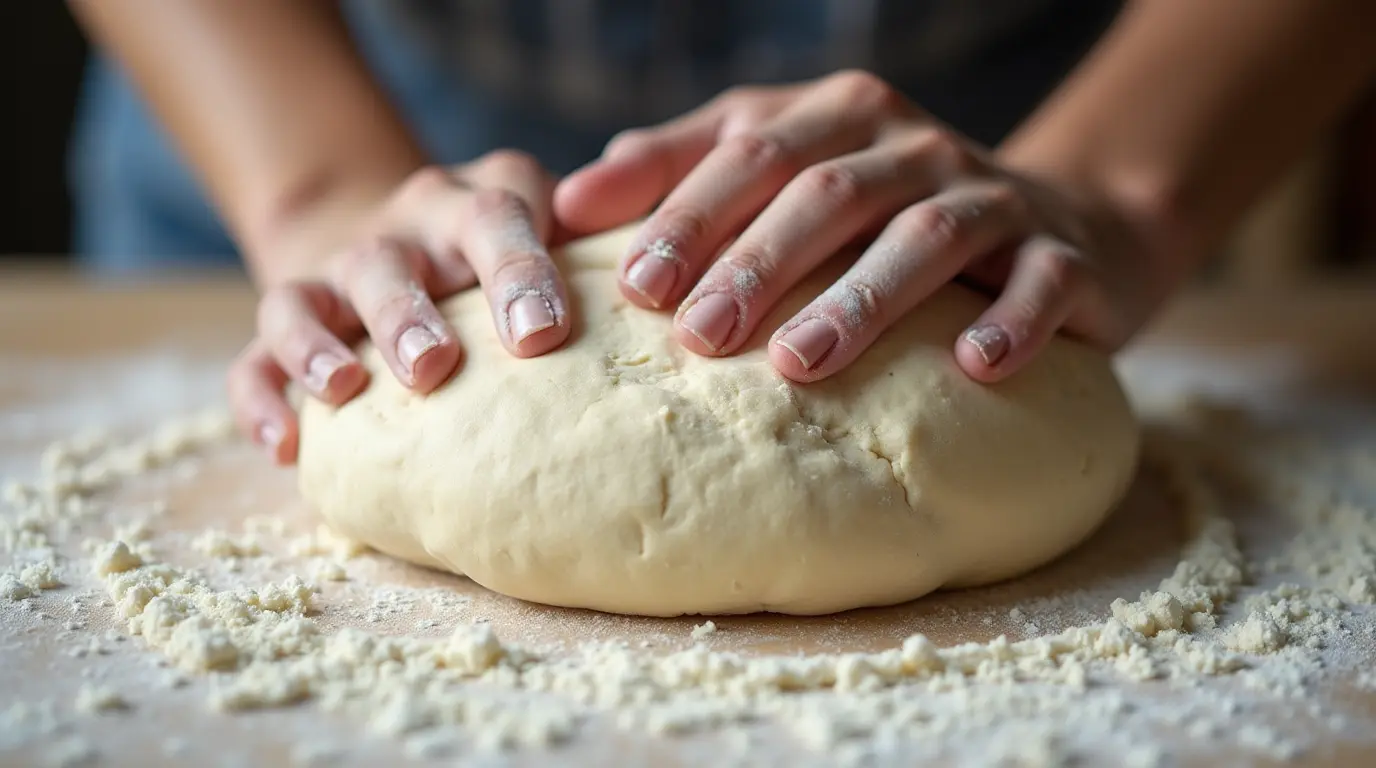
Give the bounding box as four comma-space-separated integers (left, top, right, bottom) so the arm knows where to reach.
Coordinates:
894, 203, 963, 249
720, 245, 778, 284
829, 276, 888, 327
716, 85, 762, 111
829, 69, 896, 109
901, 127, 967, 174
469, 187, 532, 224
372, 287, 427, 328
981, 182, 1022, 211
477, 148, 541, 178
490, 250, 554, 288
647, 205, 712, 248
398, 166, 454, 201
719, 133, 798, 177
255, 283, 307, 332
1029, 243, 1087, 296
227, 342, 270, 395
793, 163, 863, 209
332, 237, 404, 286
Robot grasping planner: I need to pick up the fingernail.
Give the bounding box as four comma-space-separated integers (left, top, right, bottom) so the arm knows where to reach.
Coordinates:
963, 324, 1010, 366
624, 239, 680, 307
777, 318, 840, 370
257, 421, 284, 452
303, 352, 347, 394
679, 293, 739, 352
508, 293, 556, 343
397, 325, 440, 376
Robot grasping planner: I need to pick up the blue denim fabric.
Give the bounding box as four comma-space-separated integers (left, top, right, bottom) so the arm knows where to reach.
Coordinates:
67, 1, 1118, 273
68, 6, 618, 274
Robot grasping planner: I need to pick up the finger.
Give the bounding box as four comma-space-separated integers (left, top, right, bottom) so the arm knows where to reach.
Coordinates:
414, 156, 572, 357
257, 281, 370, 405
767, 182, 1031, 382
619, 76, 891, 311
331, 237, 462, 392
955, 235, 1089, 383
673, 131, 954, 357
553, 105, 725, 235
461, 150, 558, 242
227, 340, 298, 465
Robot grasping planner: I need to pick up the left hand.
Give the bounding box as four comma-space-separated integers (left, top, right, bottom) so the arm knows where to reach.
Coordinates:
555, 70, 1162, 383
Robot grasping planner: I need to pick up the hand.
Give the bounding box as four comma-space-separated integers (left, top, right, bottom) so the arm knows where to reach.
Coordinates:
556, 71, 1160, 384
229, 151, 572, 464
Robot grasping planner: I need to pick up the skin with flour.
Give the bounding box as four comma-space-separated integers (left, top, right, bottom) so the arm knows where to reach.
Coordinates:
296, 225, 1138, 617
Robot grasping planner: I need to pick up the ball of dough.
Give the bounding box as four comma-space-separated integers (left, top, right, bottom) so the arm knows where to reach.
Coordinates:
298, 225, 1139, 617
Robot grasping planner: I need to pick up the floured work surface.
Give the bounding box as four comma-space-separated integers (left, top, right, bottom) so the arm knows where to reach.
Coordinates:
3, 275, 1376, 767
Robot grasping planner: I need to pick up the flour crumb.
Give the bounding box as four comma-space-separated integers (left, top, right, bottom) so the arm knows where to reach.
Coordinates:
92, 541, 142, 576
691, 620, 718, 640
311, 560, 348, 583
289, 524, 367, 560
20, 560, 63, 590
1224, 613, 1288, 654
192, 529, 262, 558
74, 685, 130, 714
1, 573, 34, 601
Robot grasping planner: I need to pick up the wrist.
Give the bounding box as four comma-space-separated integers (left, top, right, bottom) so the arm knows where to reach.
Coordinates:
997, 140, 1196, 303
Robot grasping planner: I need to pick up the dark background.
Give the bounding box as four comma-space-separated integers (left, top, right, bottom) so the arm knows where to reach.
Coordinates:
2, 4, 1372, 270
2, 3, 88, 260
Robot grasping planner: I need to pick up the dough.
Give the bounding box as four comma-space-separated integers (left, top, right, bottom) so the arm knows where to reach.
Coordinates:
298, 225, 1139, 617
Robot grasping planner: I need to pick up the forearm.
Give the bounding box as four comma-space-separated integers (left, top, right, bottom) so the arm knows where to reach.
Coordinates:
1000, 0, 1376, 296
70, 0, 427, 285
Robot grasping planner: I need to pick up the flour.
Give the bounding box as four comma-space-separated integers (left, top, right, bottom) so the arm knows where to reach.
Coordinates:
288, 524, 368, 560
1, 574, 33, 601
61, 415, 1269, 761
691, 620, 718, 640
6, 397, 1376, 764
192, 529, 263, 559
74, 685, 129, 714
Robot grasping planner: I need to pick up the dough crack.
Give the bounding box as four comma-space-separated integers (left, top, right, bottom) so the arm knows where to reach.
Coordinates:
657, 473, 670, 520
785, 400, 917, 512
864, 444, 913, 510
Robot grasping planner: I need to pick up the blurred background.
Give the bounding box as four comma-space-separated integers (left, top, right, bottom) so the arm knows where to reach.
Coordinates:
2, 4, 88, 262
2, 3, 1374, 286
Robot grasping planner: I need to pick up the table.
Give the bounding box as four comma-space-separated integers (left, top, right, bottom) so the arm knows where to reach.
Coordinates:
4, 266, 1376, 767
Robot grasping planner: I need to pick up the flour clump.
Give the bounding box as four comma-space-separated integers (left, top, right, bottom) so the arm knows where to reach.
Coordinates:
298, 225, 1139, 616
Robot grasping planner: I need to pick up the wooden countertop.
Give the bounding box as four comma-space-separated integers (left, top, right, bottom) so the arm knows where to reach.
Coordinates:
4, 266, 1376, 767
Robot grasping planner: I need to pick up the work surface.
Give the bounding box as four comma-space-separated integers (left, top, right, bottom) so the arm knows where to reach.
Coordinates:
3, 268, 1376, 767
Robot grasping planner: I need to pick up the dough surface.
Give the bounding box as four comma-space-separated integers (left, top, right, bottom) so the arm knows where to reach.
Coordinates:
298, 225, 1139, 617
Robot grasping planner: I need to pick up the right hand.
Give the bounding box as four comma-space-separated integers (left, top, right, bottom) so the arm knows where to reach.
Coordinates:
228, 151, 572, 465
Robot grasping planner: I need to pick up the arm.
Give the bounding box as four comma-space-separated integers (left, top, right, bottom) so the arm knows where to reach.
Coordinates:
69, 0, 427, 286
75, 0, 576, 463
1000, 0, 1376, 300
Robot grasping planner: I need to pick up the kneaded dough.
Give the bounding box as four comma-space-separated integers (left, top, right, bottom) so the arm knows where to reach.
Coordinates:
298, 224, 1139, 617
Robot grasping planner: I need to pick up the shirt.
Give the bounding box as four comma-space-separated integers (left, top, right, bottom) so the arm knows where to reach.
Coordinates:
69, 0, 1122, 270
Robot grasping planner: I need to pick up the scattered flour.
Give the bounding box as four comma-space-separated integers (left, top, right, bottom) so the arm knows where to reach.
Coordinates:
191, 529, 263, 559
691, 620, 718, 640
5, 401, 1376, 764
73, 685, 129, 714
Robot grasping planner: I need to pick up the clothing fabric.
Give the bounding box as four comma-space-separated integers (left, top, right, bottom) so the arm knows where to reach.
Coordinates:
68, 0, 1122, 272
